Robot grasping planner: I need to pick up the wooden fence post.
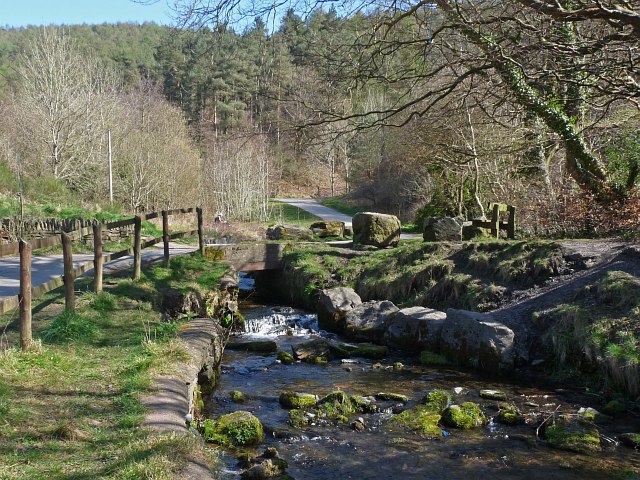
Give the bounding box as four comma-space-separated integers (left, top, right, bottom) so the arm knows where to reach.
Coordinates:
61, 232, 75, 310
133, 216, 142, 280
93, 221, 103, 292
162, 210, 170, 267
19, 239, 32, 351
197, 207, 204, 256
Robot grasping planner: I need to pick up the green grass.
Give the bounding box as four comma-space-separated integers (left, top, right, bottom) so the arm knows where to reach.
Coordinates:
268, 201, 322, 227
541, 270, 640, 397
318, 197, 361, 217
0, 253, 225, 478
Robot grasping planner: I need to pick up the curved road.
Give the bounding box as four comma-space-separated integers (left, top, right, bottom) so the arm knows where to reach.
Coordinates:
273, 198, 353, 226
0, 243, 195, 300
273, 197, 422, 240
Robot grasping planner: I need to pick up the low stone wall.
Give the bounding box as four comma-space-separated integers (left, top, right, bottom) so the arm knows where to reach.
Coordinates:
142, 318, 223, 432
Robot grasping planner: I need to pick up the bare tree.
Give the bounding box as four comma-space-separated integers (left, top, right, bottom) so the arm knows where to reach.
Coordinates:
206, 134, 275, 221
13, 28, 118, 193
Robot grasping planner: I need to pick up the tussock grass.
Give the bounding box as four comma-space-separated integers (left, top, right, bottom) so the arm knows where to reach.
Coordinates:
282, 240, 566, 311
541, 271, 640, 396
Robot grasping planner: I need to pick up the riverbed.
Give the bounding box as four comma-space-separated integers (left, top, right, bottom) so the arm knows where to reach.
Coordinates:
207, 304, 640, 479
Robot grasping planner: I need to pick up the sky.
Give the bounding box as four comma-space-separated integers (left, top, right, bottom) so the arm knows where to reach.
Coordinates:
1, 0, 174, 28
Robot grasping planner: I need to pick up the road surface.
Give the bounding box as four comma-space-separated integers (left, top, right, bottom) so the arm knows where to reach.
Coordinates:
273, 198, 353, 226
273, 198, 422, 240
0, 243, 196, 300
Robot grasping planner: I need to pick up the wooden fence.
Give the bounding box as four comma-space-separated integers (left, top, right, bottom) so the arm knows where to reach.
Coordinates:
0, 207, 205, 350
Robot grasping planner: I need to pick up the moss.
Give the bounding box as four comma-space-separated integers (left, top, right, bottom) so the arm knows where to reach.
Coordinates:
346, 343, 389, 359
312, 356, 328, 365
288, 409, 310, 428
441, 402, 486, 429
230, 390, 245, 403
352, 395, 379, 414
277, 350, 294, 365
278, 392, 318, 410
479, 389, 507, 401
375, 392, 409, 402
202, 411, 264, 447
544, 416, 601, 454
421, 389, 452, 413
496, 404, 525, 425
419, 350, 449, 366
601, 399, 625, 417
317, 391, 361, 420
541, 270, 640, 397
392, 406, 443, 438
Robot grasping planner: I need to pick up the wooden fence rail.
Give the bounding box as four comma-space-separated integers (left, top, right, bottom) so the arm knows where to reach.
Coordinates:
0, 207, 205, 350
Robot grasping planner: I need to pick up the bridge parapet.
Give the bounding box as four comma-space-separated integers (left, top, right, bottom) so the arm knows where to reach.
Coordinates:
204, 243, 285, 271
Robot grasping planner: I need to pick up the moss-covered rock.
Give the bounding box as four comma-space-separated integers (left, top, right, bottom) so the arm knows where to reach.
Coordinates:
230, 390, 245, 403
441, 402, 486, 429
480, 389, 508, 401
352, 212, 401, 248
203, 411, 264, 447
543, 415, 601, 454
266, 224, 313, 240
352, 395, 379, 414
375, 392, 409, 402
392, 406, 443, 438
277, 350, 294, 365
278, 391, 318, 410
310, 221, 345, 238
421, 389, 452, 413
620, 433, 640, 449
317, 391, 362, 420
288, 409, 310, 428
239, 448, 290, 480
496, 404, 525, 425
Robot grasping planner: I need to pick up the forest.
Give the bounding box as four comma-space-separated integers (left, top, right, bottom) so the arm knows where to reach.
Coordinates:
0, 1, 638, 235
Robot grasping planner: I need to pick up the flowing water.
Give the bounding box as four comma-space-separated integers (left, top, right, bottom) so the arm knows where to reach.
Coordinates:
207, 303, 640, 480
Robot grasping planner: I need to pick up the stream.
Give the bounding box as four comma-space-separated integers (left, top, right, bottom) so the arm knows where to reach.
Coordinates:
207, 301, 640, 479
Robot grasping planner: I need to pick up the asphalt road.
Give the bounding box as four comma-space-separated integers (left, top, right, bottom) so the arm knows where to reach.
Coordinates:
273, 198, 354, 226
0, 243, 196, 300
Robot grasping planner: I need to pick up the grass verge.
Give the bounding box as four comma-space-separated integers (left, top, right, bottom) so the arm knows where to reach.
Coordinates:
268, 201, 322, 227
0, 253, 227, 479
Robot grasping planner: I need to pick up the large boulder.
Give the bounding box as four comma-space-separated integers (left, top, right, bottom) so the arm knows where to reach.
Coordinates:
384, 306, 446, 352
317, 287, 362, 332
266, 224, 313, 241
423, 217, 463, 242
440, 309, 515, 373
310, 221, 345, 238
352, 212, 401, 248
343, 300, 399, 343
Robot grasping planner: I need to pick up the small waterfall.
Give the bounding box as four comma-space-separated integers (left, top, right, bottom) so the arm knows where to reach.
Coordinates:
243, 307, 318, 336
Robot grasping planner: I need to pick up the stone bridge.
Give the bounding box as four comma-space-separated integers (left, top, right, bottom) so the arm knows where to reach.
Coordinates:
204, 243, 285, 271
